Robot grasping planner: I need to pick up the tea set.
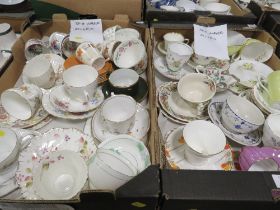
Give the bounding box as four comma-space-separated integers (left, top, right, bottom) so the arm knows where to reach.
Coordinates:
0, 26, 151, 199
155, 30, 280, 172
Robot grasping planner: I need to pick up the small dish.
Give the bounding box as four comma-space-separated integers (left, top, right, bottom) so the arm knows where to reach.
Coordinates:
158, 82, 209, 123
33, 150, 87, 200
229, 60, 273, 88
91, 104, 150, 143
208, 102, 262, 146
153, 56, 193, 80
0, 104, 49, 129
22, 54, 65, 88
203, 2, 231, 14
240, 42, 273, 63
42, 90, 96, 120
164, 126, 233, 170
188, 58, 230, 72
102, 77, 148, 102
49, 85, 104, 113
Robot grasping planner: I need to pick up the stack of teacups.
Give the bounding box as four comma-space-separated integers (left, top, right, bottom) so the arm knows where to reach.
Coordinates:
1, 84, 42, 121
0, 127, 36, 197
174, 73, 216, 116
182, 120, 227, 166
221, 95, 265, 135
163, 32, 193, 72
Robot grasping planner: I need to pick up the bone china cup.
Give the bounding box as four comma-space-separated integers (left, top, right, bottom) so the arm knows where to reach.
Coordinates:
24, 39, 50, 61
76, 42, 105, 70
109, 69, 139, 96
23, 54, 55, 89
183, 120, 226, 166
0, 127, 20, 169
0, 23, 17, 50
100, 40, 121, 60
163, 32, 189, 50
63, 64, 98, 103
101, 95, 137, 134
263, 114, 280, 148
221, 95, 265, 134
166, 42, 193, 71
1, 84, 42, 120
49, 32, 67, 54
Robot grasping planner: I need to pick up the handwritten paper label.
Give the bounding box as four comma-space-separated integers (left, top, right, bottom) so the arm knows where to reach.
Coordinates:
70, 19, 103, 44
194, 24, 229, 60
272, 174, 280, 188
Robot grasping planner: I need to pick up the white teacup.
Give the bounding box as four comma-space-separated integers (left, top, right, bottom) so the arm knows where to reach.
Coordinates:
22, 54, 56, 89
1, 84, 42, 120
183, 120, 226, 166
101, 95, 137, 134
49, 32, 67, 54
263, 114, 280, 148
0, 23, 17, 51
24, 39, 50, 61
163, 32, 189, 50
166, 42, 193, 71
63, 64, 98, 103
76, 42, 105, 70
100, 40, 121, 60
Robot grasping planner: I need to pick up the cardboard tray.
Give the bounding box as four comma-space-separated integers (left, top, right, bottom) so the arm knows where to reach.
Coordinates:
0, 15, 160, 210
144, 0, 257, 25
150, 23, 280, 209
248, 1, 280, 25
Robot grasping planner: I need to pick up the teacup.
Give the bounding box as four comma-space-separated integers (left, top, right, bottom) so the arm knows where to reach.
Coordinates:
101, 95, 137, 134
115, 28, 141, 42
113, 39, 147, 74
100, 40, 121, 60
0, 23, 17, 50
221, 95, 265, 134
183, 120, 226, 166
1, 84, 42, 120
166, 42, 193, 71
177, 73, 216, 115
24, 39, 50, 60
23, 54, 56, 88
76, 42, 105, 70
163, 32, 189, 50
203, 3, 231, 14
63, 64, 98, 103
61, 35, 80, 58
49, 32, 67, 54
263, 114, 280, 148
257, 71, 280, 110
109, 69, 139, 96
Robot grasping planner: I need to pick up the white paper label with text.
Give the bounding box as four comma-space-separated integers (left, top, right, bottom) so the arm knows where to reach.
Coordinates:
70, 19, 103, 44
194, 24, 229, 60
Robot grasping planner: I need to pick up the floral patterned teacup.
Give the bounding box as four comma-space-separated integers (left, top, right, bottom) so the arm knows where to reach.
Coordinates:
49, 32, 67, 54
1, 84, 42, 120
166, 42, 193, 71
24, 39, 50, 60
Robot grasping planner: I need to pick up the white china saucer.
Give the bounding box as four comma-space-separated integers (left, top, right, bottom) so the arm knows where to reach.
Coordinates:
42, 90, 96, 120
229, 60, 273, 88
164, 126, 233, 170
16, 128, 97, 199
49, 85, 104, 113
208, 102, 262, 146
0, 160, 18, 186
188, 59, 230, 72
158, 82, 209, 123
91, 104, 150, 143
157, 41, 167, 55
0, 104, 49, 129
22, 54, 65, 88
153, 56, 194, 80
98, 135, 151, 173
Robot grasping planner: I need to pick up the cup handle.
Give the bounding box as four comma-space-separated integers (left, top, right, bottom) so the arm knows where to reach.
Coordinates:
18, 131, 41, 151
257, 74, 270, 98
83, 90, 90, 102
195, 65, 204, 74
183, 38, 190, 45
196, 102, 206, 116
230, 53, 241, 62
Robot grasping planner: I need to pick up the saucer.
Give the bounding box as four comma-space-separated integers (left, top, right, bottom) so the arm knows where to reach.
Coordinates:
164, 126, 233, 170
188, 59, 230, 72
102, 77, 148, 102
158, 82, 209, 123
208, 102, 262, 146
49, 85, 104, 113
23, 54, 65, 88
0, 104, 49, 129
91, 104, 150, 143
157, 41, 167, 55
42, 90, 96, 120
153, 56, 193, 80
229, 60, 273, 88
